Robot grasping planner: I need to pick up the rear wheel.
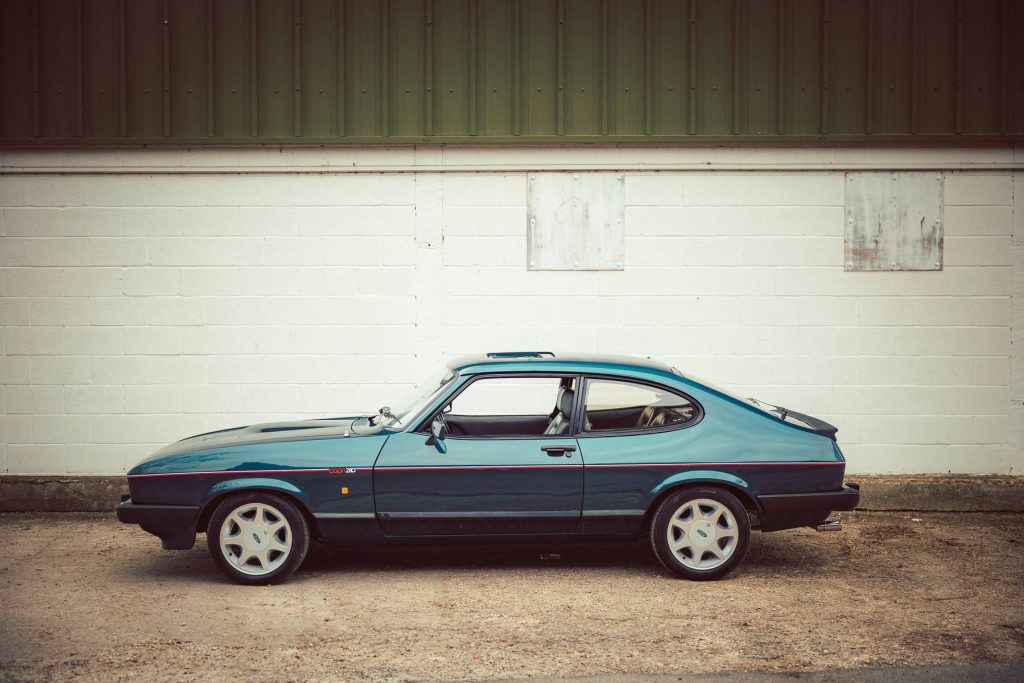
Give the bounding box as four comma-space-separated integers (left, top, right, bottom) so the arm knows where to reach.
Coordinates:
207, 493, 309, 585
650, 487, 750, 580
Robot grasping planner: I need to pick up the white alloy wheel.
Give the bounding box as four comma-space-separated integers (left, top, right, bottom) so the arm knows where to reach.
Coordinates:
666, 497, 739, 571
219, 502, 293, 576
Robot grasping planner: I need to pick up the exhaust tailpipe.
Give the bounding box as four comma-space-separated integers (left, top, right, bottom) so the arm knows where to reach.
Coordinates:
815, 519, 843, 532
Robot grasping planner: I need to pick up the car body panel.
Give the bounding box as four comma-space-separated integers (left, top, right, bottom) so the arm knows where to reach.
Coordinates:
127, 431, 387, 519
139, 418, 360, 461
373, 431, 584, 536
118, 353, 859, 557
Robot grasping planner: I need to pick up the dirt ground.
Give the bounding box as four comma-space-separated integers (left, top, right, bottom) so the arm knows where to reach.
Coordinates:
0, 511, 1022, 682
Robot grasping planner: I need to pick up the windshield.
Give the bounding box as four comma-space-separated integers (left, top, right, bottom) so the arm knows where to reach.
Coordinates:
382, 367, 457, 428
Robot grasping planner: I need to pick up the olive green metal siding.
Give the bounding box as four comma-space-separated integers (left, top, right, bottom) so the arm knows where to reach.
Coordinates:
1, 0, 1021, 146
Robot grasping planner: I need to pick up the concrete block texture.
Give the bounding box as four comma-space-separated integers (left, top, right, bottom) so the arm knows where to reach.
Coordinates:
0, 148, 1021, 476
1012, 172, 1023, 471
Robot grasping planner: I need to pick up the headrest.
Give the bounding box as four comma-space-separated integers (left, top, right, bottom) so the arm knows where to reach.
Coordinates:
557, 387, 575, 416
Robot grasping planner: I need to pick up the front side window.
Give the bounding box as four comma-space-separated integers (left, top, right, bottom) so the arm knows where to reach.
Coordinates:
440, 375, 578, 438
450, 376, 563, 416
583, 378, 697, 433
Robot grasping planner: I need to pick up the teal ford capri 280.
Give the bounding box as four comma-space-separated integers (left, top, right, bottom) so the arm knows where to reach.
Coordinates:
117, 352, 859, 584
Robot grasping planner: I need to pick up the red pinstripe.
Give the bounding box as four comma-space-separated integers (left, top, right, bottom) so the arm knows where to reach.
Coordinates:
128, 461, 842, 478
585, 461, 844, 469
376, 464, 582, 471
127, 467, 335, 479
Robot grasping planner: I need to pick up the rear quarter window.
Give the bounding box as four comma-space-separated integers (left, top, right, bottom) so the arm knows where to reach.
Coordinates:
583, 378, 699, 433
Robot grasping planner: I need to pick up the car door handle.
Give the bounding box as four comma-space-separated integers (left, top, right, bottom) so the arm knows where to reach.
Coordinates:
541, 445, 576, 456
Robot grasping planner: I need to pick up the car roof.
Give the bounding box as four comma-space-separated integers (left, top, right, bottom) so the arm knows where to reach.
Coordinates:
447, 352, 675, 375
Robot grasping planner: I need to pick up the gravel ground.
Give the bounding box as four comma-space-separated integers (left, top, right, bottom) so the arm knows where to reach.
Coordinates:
0, 510, 1022, 682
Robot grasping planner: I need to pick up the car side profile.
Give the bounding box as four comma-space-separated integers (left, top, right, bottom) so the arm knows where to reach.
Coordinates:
117, 352, 859, 584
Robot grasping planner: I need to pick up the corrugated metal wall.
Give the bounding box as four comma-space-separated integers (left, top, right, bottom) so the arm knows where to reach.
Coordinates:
1, 0, 1021, 146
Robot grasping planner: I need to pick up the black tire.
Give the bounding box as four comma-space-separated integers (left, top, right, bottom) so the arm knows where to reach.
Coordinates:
207, 492, 310, 585
650, 487, 750, 580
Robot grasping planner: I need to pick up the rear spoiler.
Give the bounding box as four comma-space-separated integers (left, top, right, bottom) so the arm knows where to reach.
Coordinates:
780, 408, 838, 440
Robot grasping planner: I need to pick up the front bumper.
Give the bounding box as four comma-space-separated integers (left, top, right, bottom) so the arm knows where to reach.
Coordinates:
116, 499, 200, 550
756, 484, 860, 532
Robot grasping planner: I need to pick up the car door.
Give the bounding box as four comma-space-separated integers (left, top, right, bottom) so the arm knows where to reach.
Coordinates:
373, 374, 584, 536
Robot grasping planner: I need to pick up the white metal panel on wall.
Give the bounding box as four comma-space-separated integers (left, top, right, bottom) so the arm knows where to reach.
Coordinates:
527, 173, 625, 271
844, 172, 944, 272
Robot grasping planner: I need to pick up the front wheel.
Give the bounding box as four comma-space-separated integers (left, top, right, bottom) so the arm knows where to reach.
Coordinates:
207, 493, 309, 585
650, 487, 750, 580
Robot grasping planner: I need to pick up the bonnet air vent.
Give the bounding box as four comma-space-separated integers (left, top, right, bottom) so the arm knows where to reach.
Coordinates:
258, 425, 320, 433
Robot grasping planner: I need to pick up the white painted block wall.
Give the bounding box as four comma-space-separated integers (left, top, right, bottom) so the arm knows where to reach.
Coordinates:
0, 147, 1020, 476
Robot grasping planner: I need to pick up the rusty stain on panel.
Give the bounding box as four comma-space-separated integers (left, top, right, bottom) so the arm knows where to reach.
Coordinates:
528, 172, 625, 271
844, 171, 943, 271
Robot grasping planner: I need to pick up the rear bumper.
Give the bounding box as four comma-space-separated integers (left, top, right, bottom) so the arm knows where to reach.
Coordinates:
757, 484, 860, 532
116, 499, 200, 550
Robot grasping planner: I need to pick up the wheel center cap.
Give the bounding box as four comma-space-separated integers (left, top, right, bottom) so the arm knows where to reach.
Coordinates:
243, 527, 267, 551
691, 520, 716, 547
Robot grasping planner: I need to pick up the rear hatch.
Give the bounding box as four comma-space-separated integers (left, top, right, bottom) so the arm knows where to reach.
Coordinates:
671, 368, 839, 440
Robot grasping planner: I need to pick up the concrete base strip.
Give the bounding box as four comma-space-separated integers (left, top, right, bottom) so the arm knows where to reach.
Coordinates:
504, 663, 1024, 683
851, 474, 1024, 512
0, 476, 128, 512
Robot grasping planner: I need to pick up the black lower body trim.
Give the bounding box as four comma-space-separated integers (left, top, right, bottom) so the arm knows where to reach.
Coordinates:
116, 500, 200, 550
756, 485, 860, 532
379, 510, 580, 518
376, 510, 581, 536
577, 509, 645, 536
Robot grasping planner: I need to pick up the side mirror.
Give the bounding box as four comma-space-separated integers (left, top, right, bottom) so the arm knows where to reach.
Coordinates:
426, 416, 448, 452
430, 417, 447, 442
